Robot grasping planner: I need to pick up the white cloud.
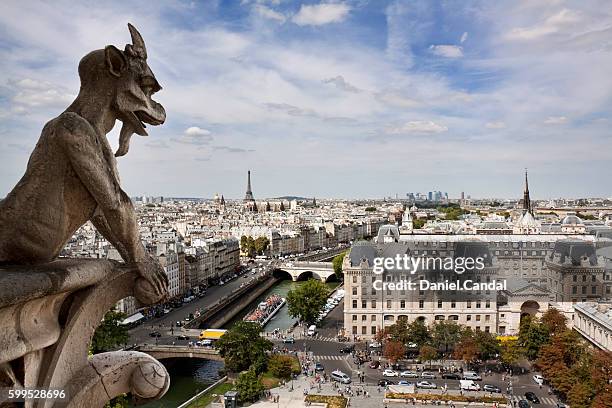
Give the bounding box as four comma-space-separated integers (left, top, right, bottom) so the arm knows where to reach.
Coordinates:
292, 3, 350, 26
543, 116, 568, 125
485, 121, 506, 129
254, 5, 286, 23
429, 44, 464, 58
386, 121, 448, 134
185, 127, 212, 136
9, 78, 75, 109
460, 32, 468, 43
506, 8, 581, 41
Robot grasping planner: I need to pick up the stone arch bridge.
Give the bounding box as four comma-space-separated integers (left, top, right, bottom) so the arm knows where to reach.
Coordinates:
273, 261, 336, 282
134, 345, 223, 361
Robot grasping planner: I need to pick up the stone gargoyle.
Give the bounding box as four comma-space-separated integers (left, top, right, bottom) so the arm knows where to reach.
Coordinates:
0, 23, 168, 304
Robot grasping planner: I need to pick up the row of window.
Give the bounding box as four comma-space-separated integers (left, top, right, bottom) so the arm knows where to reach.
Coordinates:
350, 325, 493, 335
350, 299, 492, 309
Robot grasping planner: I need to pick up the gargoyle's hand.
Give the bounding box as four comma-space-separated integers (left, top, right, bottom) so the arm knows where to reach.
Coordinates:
133, 255, 169, 305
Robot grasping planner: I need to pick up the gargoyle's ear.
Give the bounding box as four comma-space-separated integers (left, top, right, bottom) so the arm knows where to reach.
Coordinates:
104, 45, 127, 78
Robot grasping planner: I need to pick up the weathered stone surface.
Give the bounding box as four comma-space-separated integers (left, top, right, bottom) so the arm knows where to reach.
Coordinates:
0, 23, 168, 304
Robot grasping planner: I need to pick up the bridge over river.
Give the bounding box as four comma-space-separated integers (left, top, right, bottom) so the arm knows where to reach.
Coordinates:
273, 261, 336, 282
135, 344, 223, 361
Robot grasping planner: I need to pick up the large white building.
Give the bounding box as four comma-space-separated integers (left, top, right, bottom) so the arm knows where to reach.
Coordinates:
342, 224, 607, 339
573, 302, 612, 351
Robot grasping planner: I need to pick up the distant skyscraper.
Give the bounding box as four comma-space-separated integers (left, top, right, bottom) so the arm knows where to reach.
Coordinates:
461, 191, 465, 200
244, 170, 255, 202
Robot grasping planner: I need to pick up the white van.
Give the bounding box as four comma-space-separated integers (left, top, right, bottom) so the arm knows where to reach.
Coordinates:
463, 371, 482, 381
330, 370, 351, 384
307, 325, 317, 336
460, 380, 480, 391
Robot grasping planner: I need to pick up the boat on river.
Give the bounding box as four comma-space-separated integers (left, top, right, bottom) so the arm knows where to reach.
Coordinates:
243, 294, 286, 326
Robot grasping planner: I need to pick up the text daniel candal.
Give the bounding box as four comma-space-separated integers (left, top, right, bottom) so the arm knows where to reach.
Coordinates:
373, 279, 507, 292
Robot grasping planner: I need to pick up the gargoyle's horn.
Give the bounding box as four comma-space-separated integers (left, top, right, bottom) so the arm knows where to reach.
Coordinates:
128, 23, 147, 59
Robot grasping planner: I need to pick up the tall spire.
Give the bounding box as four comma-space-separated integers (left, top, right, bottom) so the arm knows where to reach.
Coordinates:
244, 170, 254, 202
523, 168, 532, 215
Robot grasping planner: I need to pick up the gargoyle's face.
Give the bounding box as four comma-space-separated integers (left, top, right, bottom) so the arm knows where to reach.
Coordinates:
111, 49, 166, 136
104, 24, 166, 156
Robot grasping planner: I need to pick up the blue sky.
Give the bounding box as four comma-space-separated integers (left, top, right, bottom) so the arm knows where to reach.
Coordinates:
1, 0, 612, 199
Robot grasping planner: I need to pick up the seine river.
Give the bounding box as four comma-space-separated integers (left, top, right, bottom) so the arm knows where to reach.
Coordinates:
138, 279, 338, 407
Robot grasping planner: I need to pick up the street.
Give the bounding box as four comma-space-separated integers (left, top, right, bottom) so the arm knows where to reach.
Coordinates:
128, 261, 275, 345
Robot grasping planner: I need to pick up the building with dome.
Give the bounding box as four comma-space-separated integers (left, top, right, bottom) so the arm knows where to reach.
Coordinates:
560, 212, 586, 234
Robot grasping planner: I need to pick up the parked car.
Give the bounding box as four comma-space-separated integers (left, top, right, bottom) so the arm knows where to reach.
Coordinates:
378, 379, 395, 387
283, 336, 295, 344
149, 331, 161, 338
463, 371, 482, 381
369, 360, 380, 369
400, 371, 419, 378
398, 381, 412, 386
525, 392, 541, 404
176, 334, 189, 340
483, 384, 501, 393
417, 381, 437, 389
442, 373, 461, 380
391, 363, 406, 371
369, 341, 382, 348
383, 369, 399, 377
421, 372, 436, 379
533, 375, 544, 385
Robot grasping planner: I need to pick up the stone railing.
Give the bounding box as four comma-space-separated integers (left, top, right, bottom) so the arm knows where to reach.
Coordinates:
0, 259, 169, 407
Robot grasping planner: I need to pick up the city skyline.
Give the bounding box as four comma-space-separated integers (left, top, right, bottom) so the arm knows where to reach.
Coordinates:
2, 1, 612, 198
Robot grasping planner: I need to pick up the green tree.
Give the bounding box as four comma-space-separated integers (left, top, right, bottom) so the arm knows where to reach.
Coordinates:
91, 309, 129, 354
254, 236, 270, 255
385, 319, 411, 345
419, 345, 438, 368
365, 206, 376, 212
519, 316, 549, 360
499, 339, 523, 367
431, 321, 461, 355
384, 341, 406, 364
215, 321, 273, 373
473, 330, 501, 360
287, 279, 329, 325
332, 252, 347, 280
413, 219, 426, 229
406, 319, 432, 347
246, 236, 256, 257
236, 369, 264, 403
268, 355, 295, 380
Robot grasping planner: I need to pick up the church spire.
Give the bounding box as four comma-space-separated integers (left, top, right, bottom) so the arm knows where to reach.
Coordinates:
523, 168, 532, 215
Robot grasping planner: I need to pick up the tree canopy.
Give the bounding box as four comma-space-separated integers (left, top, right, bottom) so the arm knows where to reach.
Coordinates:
91, 309, 129, 354
286, 279, 330, 325
332, 251, 347, 280
215, 321, 273, 373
